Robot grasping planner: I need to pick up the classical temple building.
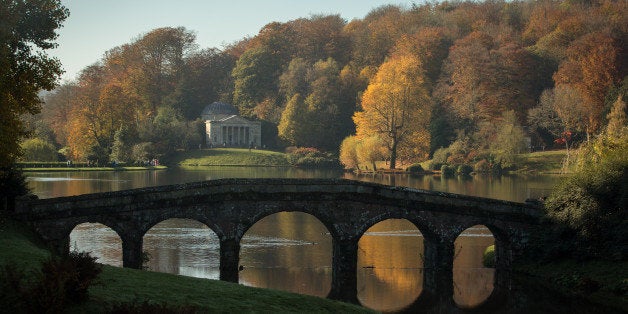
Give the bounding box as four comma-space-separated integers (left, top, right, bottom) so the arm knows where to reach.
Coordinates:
202, 102, 261, 147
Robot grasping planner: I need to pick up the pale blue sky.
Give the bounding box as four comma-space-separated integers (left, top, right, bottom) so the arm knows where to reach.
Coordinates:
51, 0, 415, 82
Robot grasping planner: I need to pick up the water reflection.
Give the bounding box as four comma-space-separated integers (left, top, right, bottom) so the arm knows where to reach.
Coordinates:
240, 212, 332, 297
70, 223, 122, 267
143, 219, 220, 279
453, 225, 495, 308
358, 219, 423, 312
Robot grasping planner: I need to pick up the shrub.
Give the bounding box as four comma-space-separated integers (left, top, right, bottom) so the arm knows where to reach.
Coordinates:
541, 157, 628, 260
430, 147, 450, 170
29, 251, 102, 311
483, 245, 495, 267
441, 165, 454, 176
474, 159, 490, 173
406, 163, 424, 174
286, 147, 340, 168
457, 164, 473, 175
0, 251, 102, 313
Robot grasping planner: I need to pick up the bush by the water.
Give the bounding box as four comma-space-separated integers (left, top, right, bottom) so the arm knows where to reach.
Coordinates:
406, 163, 424, 174
483, 245, 496, 267
457, 164, 473, 175
537, 157, 628, 261
441, 164, 455, 176
286, 147, 340, 168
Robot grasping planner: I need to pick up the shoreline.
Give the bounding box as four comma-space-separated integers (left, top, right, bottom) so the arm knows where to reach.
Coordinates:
20, 166, 168, 172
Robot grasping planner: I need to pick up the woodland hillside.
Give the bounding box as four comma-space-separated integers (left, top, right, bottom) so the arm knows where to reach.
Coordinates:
28, 0, 627, 168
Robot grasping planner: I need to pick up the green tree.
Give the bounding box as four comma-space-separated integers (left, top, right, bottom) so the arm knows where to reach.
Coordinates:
490, 110, 528, 169
278, 94, 307, 146
20, 138, 58, 162
231, 47, 281, 117
0, 0, 68, 168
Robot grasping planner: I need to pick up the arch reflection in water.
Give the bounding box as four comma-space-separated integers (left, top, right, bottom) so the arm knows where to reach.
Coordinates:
453, 225, 495, 308
357, 219, 423, 312
143, 219, 220, 279
70, 223, 122, 267
239, 212, 332, 297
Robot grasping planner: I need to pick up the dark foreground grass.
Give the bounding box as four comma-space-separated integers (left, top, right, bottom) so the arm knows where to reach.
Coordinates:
516, 260, 628, 312
0, 213, 373, 313
174, 148, 290, 167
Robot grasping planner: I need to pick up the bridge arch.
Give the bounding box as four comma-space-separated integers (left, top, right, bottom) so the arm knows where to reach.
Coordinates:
69, 222, 123, 267
357, 218, 425, 312
239, 211, 333, 297
140, 213, 223, 240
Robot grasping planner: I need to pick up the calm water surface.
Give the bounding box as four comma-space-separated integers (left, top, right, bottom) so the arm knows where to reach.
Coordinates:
27, 167, 561, 312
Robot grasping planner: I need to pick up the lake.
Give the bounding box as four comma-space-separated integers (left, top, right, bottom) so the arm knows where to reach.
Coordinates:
27, 167, 561, 312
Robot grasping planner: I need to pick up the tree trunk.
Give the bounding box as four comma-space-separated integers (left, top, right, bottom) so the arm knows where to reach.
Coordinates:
390, 140, 398, 170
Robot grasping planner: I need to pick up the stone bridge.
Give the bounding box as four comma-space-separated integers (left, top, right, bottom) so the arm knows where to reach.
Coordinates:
14, 178, 541, 310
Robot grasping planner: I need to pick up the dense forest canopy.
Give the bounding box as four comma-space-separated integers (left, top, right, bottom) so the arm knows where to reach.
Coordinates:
28, 0, 626, 168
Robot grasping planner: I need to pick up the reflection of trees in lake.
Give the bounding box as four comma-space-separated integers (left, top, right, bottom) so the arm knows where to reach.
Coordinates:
453, 225, 495, 308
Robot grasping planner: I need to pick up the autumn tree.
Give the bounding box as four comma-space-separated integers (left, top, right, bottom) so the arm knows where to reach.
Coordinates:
339, 135, 360, 170
0, 0, 68, 167
436, 30, 542, 148
41, 83, 78, 146
353, 54, 431, 169
553, 32, 622, 140
356, 135, 387, 171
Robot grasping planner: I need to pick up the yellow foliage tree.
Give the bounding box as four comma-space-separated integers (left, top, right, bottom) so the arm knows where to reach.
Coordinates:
356, 135, 387, 171
353, 54, 431, 169
339, 135, 360, 170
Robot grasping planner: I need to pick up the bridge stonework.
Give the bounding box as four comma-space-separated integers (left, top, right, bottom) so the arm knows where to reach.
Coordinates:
14, 178, 541, 310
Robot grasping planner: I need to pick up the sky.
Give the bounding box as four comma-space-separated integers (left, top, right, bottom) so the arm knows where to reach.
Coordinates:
50, 0, 415, 82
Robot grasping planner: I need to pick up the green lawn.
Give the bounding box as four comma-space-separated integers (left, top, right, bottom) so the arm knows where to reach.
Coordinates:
515, 150, 568, 173
0, 213, 373, 313
173, 148, 290, 167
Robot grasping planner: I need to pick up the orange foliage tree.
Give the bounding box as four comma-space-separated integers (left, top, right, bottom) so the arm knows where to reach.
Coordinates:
353, 54, 431, 169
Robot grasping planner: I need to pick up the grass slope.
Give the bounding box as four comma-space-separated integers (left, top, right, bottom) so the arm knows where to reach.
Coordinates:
174, 148, 290, 167
514, 150, 567, 173
0, 214, 372, 313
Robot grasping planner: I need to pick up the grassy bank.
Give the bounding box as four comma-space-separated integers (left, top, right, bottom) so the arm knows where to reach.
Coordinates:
20, 166, 167, 172
0, 214, 372, 313
173, 148, 290, 167
513, 150, 567, 174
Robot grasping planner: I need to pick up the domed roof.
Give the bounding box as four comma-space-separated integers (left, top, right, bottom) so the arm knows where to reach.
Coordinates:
201, 102, 239, 117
